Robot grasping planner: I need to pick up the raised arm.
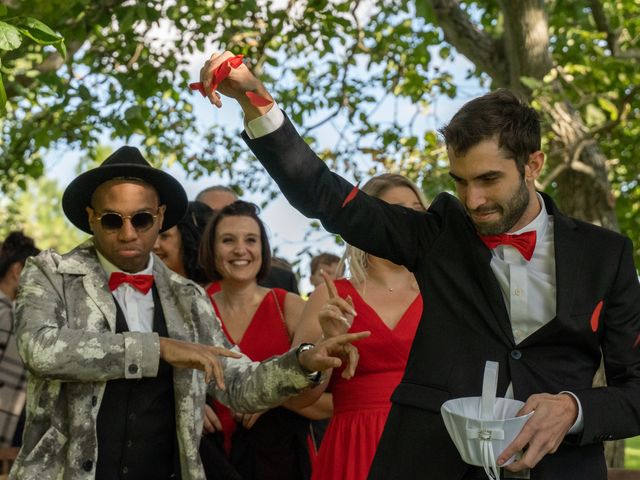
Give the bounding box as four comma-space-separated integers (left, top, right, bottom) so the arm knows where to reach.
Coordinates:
198, 52, 441, 271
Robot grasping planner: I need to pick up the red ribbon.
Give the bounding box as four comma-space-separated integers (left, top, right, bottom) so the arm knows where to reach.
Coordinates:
108, 272, 154, 294
479, 231, 537, 261
189, 54, 272, 107
341, 184, 360, 208
590, 300, 604, 332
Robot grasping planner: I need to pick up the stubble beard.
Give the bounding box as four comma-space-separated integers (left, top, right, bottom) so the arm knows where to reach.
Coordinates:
471, 178, 530, 236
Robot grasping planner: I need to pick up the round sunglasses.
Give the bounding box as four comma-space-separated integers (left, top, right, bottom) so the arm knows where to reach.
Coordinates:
94, 211, 161, 232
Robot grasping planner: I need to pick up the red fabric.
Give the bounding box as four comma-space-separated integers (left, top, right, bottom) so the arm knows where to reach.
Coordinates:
312, 279, 422, 480
209, 288, 291, 454
479, 231, 537, 261
341, 184, 360, 208
590, 300, 604, 332
205, 281, 221, 296
108, 272, 153, 294
188, 54, 272, 107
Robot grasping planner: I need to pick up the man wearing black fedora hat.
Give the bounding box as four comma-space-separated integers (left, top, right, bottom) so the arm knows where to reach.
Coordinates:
10, 146, 368, 480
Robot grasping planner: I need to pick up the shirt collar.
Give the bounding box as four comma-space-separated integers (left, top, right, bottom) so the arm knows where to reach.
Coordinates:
96, 250, 154, 277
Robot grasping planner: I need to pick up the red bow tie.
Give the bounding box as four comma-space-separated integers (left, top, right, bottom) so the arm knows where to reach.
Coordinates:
479, 231, 537, 261
108, 272, 154, 294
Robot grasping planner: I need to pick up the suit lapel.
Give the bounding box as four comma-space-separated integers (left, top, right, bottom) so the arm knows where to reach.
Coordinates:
58, 240, 117, 331
544, 195, 583, 321
153, 256, 195, 343
468, 220, 515, 345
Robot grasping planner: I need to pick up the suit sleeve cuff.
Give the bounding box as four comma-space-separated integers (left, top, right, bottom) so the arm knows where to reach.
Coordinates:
560, 390, 584, 434
245, 103, 284, 139
123, 331, 160, 379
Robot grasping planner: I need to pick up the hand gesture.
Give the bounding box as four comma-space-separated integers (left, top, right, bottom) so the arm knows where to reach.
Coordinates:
199, 51, 273, 111
319, 270, 356, 340
232, 410, 265, 430
498, 393, 578, 471
203, 403, 223, 434
159, 337, 241, 389
298, 330, 370, 380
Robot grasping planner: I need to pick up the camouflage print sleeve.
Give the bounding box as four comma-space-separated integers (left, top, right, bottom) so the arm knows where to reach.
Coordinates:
15, 252, 160, 381
193, 294, 312, 412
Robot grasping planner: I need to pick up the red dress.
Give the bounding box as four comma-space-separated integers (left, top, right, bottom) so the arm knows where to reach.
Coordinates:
311, 279, 422, 480
207, 287, 312, 480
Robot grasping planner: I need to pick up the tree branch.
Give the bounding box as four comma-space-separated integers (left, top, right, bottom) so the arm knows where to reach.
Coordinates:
426, 0, 509, 86
588, 0, 620, 56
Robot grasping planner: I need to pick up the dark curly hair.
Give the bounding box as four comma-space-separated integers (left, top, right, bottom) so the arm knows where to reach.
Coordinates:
0, 231, 40, 279
175, 201, 214, 285
199, 200, 272, 283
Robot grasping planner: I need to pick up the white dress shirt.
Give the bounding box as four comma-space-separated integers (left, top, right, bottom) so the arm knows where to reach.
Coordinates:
97, 252, 155, 333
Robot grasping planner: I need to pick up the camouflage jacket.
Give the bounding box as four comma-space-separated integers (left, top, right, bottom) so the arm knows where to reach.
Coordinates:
10, 240, 311, 480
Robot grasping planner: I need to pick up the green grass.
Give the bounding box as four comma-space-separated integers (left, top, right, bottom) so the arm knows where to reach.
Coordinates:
626, 436, 640, 469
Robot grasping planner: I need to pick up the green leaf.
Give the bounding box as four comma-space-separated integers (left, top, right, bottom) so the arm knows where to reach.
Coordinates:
0, 21, 22, 51
597, 97, 618, 121
0, 72, 7, 115
54, 39, 67, 58
520, 76, 543, 90
16, 17, 62, 45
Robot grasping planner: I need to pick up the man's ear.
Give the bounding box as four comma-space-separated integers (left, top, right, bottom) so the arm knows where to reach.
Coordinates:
525, 150, 545, 182
86, 206, 95, 232
158, 205, 167, 228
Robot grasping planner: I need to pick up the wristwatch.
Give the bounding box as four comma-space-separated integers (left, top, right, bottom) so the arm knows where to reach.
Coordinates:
295, 343, 322, 383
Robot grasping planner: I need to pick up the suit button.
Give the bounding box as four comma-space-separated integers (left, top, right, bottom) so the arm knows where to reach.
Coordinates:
122, 466, 129, 475
128, 364, 138, 374
82, 460, 93, 471
511, 350, 522, 360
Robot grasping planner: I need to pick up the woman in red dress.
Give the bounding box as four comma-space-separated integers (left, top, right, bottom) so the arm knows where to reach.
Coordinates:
198, 200, 329, 480
292, 174, 428, 480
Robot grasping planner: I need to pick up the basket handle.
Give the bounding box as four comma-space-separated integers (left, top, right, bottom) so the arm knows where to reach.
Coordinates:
480, 361, 499, 420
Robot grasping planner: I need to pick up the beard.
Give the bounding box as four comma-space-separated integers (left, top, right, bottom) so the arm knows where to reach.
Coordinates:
468, 177, 530, 236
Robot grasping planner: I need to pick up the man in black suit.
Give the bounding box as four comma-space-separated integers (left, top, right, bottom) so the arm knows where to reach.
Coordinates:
197, 52, 640, 479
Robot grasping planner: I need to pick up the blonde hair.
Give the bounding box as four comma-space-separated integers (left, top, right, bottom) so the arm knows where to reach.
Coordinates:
340, 173, 428, 284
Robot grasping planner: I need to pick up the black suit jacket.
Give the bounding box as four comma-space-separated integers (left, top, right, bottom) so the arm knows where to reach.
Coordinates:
243, 116, 640, 480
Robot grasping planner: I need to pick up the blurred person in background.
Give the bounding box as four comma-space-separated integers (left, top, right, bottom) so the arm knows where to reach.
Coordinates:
153, 200, 214, 286
309, 253, 343, 291
0, 231, 40, 448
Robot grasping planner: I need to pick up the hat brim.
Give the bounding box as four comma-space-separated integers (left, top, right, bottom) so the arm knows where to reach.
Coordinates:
62, 163, 188, 234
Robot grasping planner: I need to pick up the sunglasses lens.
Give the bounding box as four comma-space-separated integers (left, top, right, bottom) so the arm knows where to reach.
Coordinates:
100, 213, 124, 230
131, 212, 155, 231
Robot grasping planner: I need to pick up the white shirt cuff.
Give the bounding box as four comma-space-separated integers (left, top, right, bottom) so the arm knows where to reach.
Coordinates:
560, 390, 584, 434
245, 103, 285, 139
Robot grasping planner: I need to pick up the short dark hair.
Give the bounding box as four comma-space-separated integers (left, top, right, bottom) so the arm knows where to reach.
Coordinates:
439, 89, 541, 176
310, 253, 341, 276
195, 185, 239, 203
199, 201, 272, 282
0, 231, 40, 278
175, 201, 214, 285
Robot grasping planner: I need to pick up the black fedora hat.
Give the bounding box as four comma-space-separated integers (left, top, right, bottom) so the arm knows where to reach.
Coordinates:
62, 146, 188, 234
